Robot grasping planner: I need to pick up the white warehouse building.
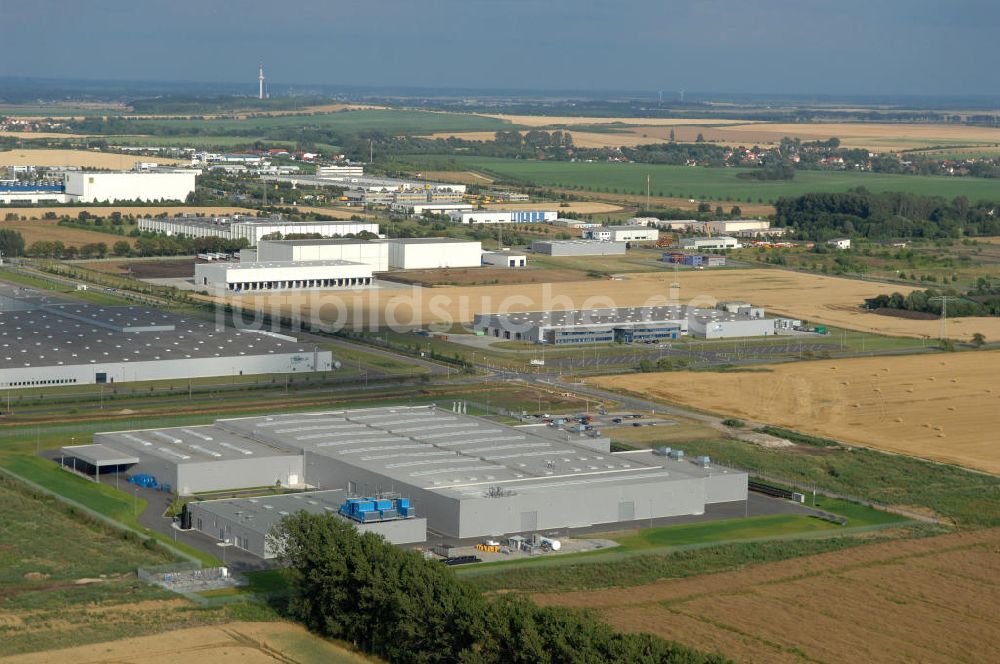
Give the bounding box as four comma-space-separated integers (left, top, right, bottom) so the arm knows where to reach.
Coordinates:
256, 239, 389, 272
386, 238, 482, 269
195, 260, 375, 293
138, 215, 380, 246
585, 226, 660, 242
680, 236, 740, 250
64, 171, 197, 203
449, 210, 557, 224
0, 299, 335, 390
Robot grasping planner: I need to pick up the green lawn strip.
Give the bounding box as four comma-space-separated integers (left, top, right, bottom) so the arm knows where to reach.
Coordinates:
458, 514, 910, 579
461, 525, 942, 592
627, 437, 1000, 528
611, 514, 841, 550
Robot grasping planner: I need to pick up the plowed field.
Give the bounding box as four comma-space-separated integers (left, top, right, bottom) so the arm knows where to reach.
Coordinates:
534, 528, 1000, 664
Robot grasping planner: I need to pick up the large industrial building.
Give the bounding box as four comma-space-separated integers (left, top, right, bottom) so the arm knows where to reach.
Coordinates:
267, 174, 466, 208
82, 425, 304, 494
392, 202, 474, 215
194, 260, 375, 293
584, 226, 659, 243
530, 239, 627, 256
0, 171, 196, 204
386, 238, 482, 269
680, 236, 740, 251
256, 238, 389, 272
138, 215, 380, 246
187, 491, 428, 557
84, 406, 747, 548
449, 210, 557, 225
695, 219, 771, 235
0, 296, 335, 389
474, 304, 787, 343
0, 183, 73, 204
64, 171, 197, 203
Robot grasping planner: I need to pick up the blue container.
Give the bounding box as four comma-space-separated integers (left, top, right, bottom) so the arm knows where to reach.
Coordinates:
375, 499, 392, 510
398, 498, 411, 509
356, 501, 375, 512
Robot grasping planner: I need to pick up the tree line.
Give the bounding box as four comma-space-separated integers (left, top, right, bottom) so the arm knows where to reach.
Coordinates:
865, 279, 1000, 318
275, 512, 726, 664
774, 189, 1000, 240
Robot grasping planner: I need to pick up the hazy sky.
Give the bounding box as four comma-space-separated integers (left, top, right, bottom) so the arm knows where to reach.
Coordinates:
2, 0, 997, 96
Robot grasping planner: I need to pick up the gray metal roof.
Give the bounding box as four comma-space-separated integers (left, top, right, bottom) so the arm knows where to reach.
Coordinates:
0, 302, 312, 369
189, 489, 348, 536
94, 424, 301, 465
60, 443, 139, 467
214, 406, 717, 499
476, 305, 754, 330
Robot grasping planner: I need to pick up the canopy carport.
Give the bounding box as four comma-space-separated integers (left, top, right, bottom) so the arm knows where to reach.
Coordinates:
59, 444, 139, 482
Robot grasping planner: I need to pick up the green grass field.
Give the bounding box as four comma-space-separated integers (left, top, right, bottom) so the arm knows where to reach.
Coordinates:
124, 109, 515, 136
448, 156, 1000, 202
610, 514, 848, 549
0, 474, 170, 584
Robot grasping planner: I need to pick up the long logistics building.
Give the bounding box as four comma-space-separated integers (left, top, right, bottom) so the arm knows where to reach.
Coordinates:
138, 214, 380, 246
0, 171, 197, 204
449, 210, 557, 224
67, 405, 747, 548
474, 304, 788, 343
195, 259, 375, 293
531, 239, 627, 256
0, 288, 334, 389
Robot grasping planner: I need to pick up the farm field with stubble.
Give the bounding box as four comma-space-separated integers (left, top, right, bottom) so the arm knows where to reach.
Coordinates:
533, 527, 1000, 664
595, 350, 1000, 474
235, 268, 1000, 339
0, 621, 375, 664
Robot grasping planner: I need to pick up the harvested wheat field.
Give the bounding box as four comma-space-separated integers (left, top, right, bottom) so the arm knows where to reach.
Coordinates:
0, 206, 256, 220
433, 120, 1000, 151
534, 528, 1000, 664
230, 269, 1000, 340
0, 220, 133, 247
420, 170, 494, 184
596, 350, 1000, 473
0, 149, 185, 168
0, 621, 373, 664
